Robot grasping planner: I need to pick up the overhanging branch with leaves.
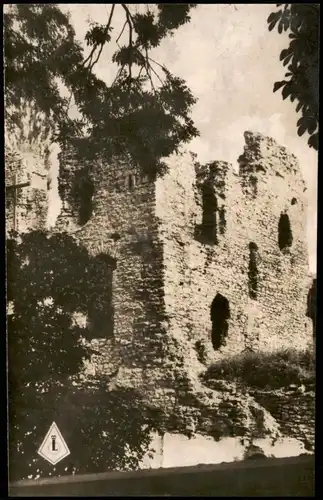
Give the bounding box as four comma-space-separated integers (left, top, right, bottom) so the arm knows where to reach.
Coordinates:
4, 4, 199, 178
268, 4, 319, 151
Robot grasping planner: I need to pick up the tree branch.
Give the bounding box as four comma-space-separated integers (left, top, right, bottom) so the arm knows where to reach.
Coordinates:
120, 3, 135, 25
82, 46, 96, 69
147, 59, 165, 85
116, 19, 127, 46
105, 4, 116, 37
145, 47, 155, 92
112, 64, 126, 86
147, 56, 167, 73
120, 4, 134, 87
127, 13, 133, 84
83, 4, 116, 72
83, 4, 165, 92
89, 44, 104, 71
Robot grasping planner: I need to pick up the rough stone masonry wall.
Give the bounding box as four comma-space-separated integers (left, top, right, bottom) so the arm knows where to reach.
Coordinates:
156, 132, 312, 378
56, 131, 314, 447
56, 143, 169, 390
5, 104, 52, 235
251, 386, 315, 451
56, 132, 313, 388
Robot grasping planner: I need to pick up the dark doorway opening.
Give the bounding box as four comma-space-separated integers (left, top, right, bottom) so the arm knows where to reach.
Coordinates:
210, 293, 230, 350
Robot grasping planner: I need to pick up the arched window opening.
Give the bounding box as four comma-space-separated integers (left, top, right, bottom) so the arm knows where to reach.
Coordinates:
278, 213, 293, 251
291, 197, 297, 205
201, 183, 218, 244
210, 293, 230, 350
248, 242, 259, 300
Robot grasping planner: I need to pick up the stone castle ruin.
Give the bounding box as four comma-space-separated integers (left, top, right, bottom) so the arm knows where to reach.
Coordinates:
50, 131, 313, 389
5, 122, 315, 455
6, 130, 314, 380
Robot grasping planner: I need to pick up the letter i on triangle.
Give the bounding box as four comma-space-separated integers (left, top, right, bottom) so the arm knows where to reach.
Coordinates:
37, 422, 70, 465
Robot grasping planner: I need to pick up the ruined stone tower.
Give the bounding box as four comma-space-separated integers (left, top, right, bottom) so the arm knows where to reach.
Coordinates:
56, 131, 313, 389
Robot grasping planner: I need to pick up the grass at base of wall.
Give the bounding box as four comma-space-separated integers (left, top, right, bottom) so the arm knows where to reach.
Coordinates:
202, 347, 315, 390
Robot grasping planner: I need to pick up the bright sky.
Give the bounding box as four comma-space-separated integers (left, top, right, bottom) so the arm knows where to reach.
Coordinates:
48, 4, 317, 272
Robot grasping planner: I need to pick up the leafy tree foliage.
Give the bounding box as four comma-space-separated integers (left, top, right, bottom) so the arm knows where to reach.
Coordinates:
7, 230, 154, 480
9, 381, 155, 481
4, 4, 199, 177
7, 230, 114, 389
267, 4, 319, 150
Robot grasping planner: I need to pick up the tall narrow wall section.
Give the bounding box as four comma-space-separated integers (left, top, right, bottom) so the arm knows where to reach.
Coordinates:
56, 140, 167, 386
